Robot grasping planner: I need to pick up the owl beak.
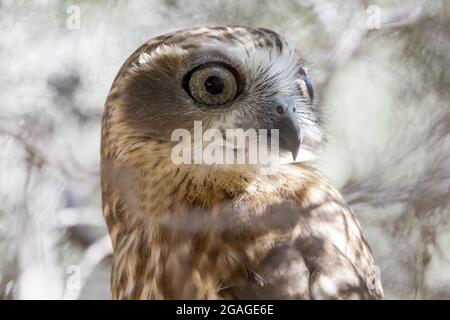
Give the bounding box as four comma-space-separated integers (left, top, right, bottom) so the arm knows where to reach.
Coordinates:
275, 104, 301, 161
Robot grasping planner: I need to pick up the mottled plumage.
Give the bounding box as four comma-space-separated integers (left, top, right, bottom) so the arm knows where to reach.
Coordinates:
101, 26, 383, 299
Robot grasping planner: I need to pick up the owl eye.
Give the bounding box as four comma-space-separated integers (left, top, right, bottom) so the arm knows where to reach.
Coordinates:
184, 63, 238, 106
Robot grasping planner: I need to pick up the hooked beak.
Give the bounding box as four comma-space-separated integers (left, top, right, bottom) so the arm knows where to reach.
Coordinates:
274, 104, 301, 161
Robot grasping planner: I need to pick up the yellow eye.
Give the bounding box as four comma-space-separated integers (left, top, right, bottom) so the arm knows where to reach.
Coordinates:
185, 64, 238, 106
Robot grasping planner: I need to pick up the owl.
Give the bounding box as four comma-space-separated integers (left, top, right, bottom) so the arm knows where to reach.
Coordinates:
101, 26, 384, 299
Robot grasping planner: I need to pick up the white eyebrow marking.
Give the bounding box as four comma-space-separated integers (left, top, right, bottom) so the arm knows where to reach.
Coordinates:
138, 43, 187, 65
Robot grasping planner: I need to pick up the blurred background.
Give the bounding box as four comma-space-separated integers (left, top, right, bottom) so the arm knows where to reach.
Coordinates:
0, 0, 449, 299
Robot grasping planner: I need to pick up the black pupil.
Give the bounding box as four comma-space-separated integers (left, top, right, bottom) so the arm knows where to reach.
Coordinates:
204, 76, 224, 95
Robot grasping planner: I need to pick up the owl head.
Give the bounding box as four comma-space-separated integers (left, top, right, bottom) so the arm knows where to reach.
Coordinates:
104, 26, 321, 165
